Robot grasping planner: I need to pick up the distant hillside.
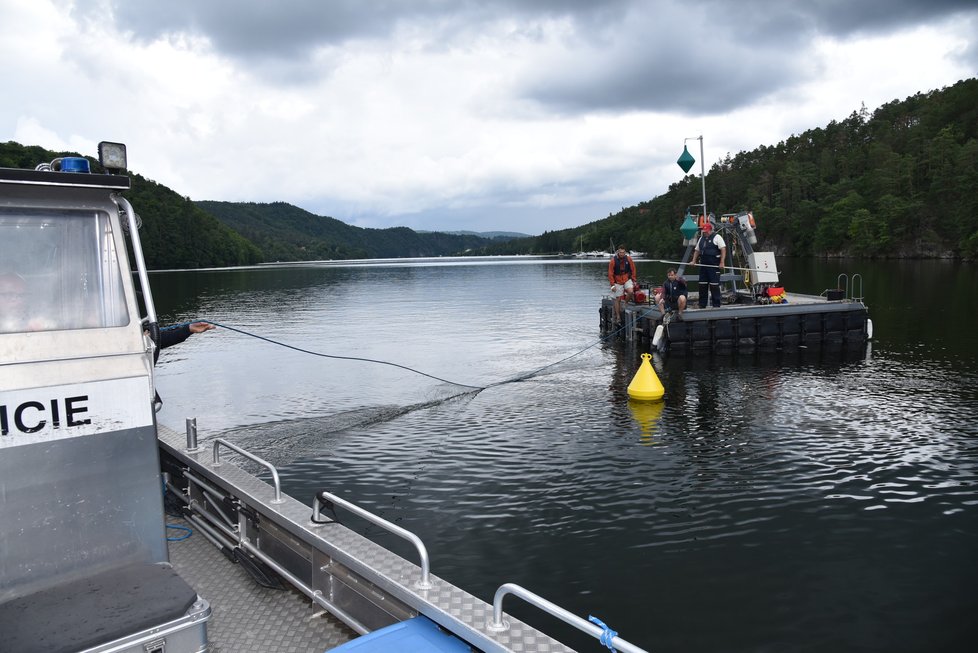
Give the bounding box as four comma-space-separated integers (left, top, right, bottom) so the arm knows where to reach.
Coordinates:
0, 140, 500, 268
474, 78, 978, 260
195, 201, 495, 260
418, 229, 531, 240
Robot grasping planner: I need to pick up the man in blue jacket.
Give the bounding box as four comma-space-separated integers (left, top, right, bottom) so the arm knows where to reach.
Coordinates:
160, 321, 215, 349
657, 268, 688, 319
689, 222, 726, 308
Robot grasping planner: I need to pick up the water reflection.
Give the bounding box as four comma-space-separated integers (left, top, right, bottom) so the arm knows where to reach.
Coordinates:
152, 258, 978, 652
628, 399, 664, 445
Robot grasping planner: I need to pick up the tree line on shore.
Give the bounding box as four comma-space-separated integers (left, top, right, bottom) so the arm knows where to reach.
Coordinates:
2, 78, 975, 268
479, 78, 978, 260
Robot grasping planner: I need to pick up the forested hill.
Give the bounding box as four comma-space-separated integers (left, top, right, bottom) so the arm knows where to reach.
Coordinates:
0, 142, 263, 269
195, 201, 499, 261
478, 78, 978, 260
0, 142, 499, 268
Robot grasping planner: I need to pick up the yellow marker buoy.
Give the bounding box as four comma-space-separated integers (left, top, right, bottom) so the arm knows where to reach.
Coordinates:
627, 352, 664, 401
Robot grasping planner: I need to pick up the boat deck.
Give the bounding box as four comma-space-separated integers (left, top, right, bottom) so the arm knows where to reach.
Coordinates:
157, 422, 581, 653
167, 513, 356, 652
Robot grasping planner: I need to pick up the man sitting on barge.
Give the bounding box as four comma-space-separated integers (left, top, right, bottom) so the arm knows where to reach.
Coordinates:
657, 268, 688, 320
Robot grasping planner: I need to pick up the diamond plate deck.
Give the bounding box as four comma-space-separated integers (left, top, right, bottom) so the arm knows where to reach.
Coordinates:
168, 514, 356, 652
159, 424, 578, 653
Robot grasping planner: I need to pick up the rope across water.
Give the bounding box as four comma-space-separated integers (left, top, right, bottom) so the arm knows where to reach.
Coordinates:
160, 312, 656, 391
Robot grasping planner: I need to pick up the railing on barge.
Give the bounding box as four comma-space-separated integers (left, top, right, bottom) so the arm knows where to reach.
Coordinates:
159, 422, 649, 653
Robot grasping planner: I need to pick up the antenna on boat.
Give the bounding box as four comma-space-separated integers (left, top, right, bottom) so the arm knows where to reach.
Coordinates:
677, 135, 707, 221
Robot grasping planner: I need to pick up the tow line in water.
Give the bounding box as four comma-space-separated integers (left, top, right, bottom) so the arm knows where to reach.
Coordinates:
162, 316, 654, 391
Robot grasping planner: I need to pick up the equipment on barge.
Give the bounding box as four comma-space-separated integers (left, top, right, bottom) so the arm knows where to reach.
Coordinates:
0, 144, 648, 652
601, 209, 872, 353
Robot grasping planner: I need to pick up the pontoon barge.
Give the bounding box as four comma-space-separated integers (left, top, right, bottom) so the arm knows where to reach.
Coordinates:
601, 210, 872, 353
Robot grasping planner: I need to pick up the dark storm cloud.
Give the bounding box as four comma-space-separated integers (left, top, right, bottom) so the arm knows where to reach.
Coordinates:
77, 0, 975, 107
520, 27, 809, 116
89, 0, 628, 59
519, 0, 978, 114
773, 0, 978, 38
73, 0, 634, 84
83, 0, 977, 59
97, 0, 421, 59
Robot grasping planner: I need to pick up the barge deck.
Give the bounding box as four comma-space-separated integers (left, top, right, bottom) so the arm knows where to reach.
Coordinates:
603, 209, 871, 353
602, 289, 871, 353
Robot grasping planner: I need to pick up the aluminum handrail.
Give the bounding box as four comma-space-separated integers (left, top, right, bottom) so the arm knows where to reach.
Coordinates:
852, 273, 864, 303
837, 273, 849, 300
488, 583, 649, 653
211, 438, 283, 503
113, 194, 157, 325
313, 491, 431, 589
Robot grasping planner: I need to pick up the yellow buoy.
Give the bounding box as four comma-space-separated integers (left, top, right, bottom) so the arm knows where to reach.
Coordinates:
627, 352, 664, 401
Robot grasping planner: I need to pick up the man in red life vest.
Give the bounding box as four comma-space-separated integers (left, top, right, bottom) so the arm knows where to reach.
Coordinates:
608, 245, 638, 325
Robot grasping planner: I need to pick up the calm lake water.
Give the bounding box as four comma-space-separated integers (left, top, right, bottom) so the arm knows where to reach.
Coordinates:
151, 257, 977, 653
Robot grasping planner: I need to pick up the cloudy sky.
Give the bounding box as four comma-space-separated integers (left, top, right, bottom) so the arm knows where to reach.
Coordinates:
2, 1, 975, 235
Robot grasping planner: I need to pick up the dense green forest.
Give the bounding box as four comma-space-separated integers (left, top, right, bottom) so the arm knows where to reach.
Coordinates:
0, 142, 263, 268
195, 201, 503, 261
477, 78, 978, 260
3, 78, 976, 267
0, 144, 500, 268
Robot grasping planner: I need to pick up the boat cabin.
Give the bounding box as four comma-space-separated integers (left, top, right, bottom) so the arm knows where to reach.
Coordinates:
0, 147, 210, 652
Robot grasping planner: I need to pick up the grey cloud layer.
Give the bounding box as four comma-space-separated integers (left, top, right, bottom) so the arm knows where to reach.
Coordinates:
83, 0, 976, 116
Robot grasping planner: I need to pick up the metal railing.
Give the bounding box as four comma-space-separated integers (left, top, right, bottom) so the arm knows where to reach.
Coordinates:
176, 428, 646, 649
313, 491, 431, 589
211, 438, 283, 503
837, 273, 849, 299
114, 195, 157, 325
488, 583, 649, 653
851, 273, 864, 303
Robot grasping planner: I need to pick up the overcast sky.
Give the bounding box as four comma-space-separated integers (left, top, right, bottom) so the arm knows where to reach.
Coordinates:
2, 1, 975, 235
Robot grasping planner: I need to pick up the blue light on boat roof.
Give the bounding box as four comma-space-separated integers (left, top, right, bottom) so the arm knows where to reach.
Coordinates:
60, 157, 91, 173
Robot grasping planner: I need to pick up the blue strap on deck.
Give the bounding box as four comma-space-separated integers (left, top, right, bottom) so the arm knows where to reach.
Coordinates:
589, 615, 618, 650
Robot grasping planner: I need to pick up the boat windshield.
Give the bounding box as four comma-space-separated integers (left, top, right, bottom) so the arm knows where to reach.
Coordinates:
0, 208, 129, 334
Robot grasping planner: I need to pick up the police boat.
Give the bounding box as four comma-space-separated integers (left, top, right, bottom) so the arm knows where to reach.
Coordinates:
602, 210, 873, 354
0, 144, 648, 652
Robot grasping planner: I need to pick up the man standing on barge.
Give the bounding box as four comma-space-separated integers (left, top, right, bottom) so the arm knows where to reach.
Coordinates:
608, 245, 638, 325
690, 222, 726, 308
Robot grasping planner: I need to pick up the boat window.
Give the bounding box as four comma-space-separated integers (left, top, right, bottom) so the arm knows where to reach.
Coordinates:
0, 208, 130, 334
